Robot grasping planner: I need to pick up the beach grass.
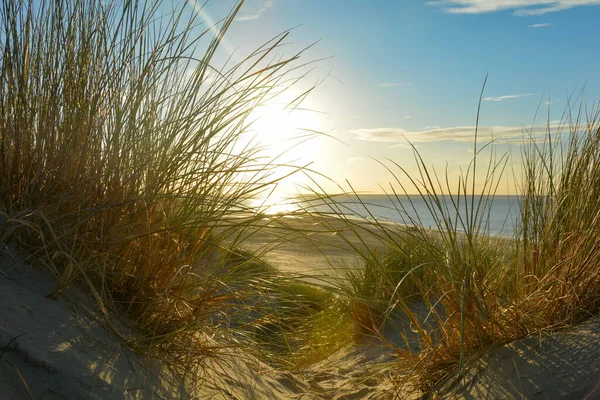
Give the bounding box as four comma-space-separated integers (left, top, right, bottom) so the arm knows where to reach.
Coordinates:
3, 0, 600, 397
322, 95, 600, 393
0, 0, 345, 390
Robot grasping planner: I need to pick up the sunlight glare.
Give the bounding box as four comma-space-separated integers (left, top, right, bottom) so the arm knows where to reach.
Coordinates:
249, 89, 322, 165
250, 194, 301, 216
245, 89, 326, 203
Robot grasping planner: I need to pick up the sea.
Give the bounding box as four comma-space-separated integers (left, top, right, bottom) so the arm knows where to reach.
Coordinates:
256, 194, 522, 238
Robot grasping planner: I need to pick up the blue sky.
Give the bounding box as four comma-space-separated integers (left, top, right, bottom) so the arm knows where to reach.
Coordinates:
194, 0, 600, 194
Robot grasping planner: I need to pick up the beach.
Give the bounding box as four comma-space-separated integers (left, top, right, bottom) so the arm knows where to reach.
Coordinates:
235, 214, 396, 275
2, 219, 600, 399
3, 0, 600, 397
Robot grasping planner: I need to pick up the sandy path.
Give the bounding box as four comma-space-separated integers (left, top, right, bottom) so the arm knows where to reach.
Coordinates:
0, 242, 409, 399
3, 217, 599, 399
234, 214, 404, 277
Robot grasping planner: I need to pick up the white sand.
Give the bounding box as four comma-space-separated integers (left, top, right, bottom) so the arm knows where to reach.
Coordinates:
435, 317, 600, 399
0, 243, 403, 399
0, 243, 196, 399
2, 232, 599, 399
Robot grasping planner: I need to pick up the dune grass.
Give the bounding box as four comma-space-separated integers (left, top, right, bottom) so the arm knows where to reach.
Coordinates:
246, 279, 352, 368
3, 0, 600, 397
321, 96, 600, 393
0, 0, 352, 390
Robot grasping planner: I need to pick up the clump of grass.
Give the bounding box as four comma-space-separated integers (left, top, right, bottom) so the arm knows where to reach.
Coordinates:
328, 88, 600, 394
247, 280, 352, 368
334, 233, 437, 341
0, 0, 328, 389
341, 166, 516, 389
515, 100, 600, 329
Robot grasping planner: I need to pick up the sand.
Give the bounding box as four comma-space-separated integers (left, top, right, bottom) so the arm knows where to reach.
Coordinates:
0, 243, 193, 399
0, 241, 404, 399
434, 318, 600, 399
235, 214, 407, 277
2, 216, 600, 399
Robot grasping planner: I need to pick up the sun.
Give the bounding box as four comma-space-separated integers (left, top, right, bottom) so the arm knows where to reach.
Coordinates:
249, 194, 301, 215
249, 89, 322, 165
244, 88, 325, 204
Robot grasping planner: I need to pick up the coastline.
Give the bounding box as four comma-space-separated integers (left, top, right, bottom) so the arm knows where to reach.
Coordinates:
235, 212, 509, 278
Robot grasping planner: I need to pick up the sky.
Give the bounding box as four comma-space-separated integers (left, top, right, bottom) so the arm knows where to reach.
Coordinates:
188, 0, 600, 195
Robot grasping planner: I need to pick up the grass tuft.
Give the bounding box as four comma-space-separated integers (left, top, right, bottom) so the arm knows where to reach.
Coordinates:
326, 94, 600, 394
0, 0, 335, 390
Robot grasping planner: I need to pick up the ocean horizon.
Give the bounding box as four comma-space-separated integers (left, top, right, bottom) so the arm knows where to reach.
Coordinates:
256, 194, 522, 237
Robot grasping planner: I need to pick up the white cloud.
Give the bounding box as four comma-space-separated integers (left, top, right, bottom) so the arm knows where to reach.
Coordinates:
528, 22, 552, 27
404, 115, 412, 119
349, 124, 559, 145
237, 14, 260, 21
237, 0, 274, 21
428, 0, 600, 15
483, 93, 533, 101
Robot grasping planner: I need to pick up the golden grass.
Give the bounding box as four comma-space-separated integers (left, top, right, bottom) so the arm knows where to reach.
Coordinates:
327, 93, 600, 393
0, 0, 347, 389
3, 0, 600, 397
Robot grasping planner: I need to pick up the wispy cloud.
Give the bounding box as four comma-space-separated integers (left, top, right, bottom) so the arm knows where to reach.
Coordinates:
237, 0, 274, 21
349, 124, 559, 145
528, 22, 552, 27
483, 93, 533, 101
428, 0, 600, 16
237, 13, 263, 21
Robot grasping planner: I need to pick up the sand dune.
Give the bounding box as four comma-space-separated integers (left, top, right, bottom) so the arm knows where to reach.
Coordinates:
2, 227, 600, 399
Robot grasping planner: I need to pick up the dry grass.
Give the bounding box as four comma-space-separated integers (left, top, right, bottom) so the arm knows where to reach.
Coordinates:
0, 0, 348, 389
325, 91, 600, 394
4, 0, 600, 397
